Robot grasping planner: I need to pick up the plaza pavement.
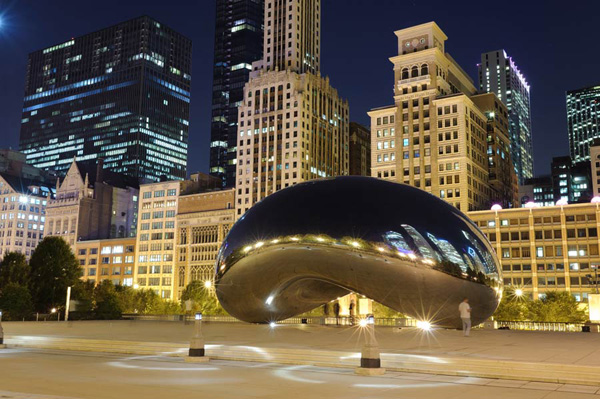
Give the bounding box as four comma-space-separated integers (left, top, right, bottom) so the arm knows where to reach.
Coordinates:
4, 321, 600, 385
2, 348, 600, 399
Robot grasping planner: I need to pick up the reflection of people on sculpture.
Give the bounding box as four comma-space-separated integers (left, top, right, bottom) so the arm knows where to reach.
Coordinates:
459, 298, 471, 337
349, 299, 356, 326
333, 302, 340, 325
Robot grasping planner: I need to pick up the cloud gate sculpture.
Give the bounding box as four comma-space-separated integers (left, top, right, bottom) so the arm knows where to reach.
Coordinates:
215, 177, 502, 328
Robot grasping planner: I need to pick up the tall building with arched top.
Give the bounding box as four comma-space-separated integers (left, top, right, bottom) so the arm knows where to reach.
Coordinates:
234, 0, 349, 218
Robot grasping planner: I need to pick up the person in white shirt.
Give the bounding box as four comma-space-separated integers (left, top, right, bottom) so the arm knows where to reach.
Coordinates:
458, 298, 471, 337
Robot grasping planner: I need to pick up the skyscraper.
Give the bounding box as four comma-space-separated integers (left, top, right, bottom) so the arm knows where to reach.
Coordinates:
478, 50, 533, 184
567, 85, 600, 162
19, 16, 192, 182
235, 0, 349, 217
209, 0, 264, 188
349, 122, 371, 176
369, 22, 515, 212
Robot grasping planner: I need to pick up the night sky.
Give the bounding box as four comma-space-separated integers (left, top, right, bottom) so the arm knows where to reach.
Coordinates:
1, 0, 599, 177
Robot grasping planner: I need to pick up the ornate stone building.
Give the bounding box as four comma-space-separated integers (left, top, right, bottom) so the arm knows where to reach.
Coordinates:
45, 159, 139, 247
0, 171, 54, 260
175, 189, 235, 299
235, 0, 349, 218
133, 173, 222, 299
369, 22, 514, 211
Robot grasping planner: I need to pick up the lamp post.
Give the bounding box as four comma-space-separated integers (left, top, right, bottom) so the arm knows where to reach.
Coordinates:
355, 314, 385, 375
185, 312, 209, 363
65, 286, 72, 322
0, 310, 5, 348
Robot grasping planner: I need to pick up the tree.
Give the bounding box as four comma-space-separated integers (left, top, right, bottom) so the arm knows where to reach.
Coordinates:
28, 236, 82, 312
0, 252, 30, 289
114, 285, 137, 314
493, 291, 530, 321
180, 280, 227, 315
131, 289, 165, 314
71, 280, 95, 314
372, 301, 405, 318
0, 283, 34, 320
528, 291, 587, 323
93, 280, 123, 320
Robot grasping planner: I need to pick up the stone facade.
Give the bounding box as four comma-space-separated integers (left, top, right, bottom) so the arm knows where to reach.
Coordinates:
75, 237, 136, 286
0, 172, 54, 260
133, 173, 224, 299
45, 159, 139, 247
349, 122, 371, 176
369, 22, 514, 212
175, 189, 235, 299
235, 0, 349, 218
469, 201, 600, 302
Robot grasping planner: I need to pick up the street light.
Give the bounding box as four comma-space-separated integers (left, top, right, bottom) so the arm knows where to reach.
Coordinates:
186, 312, 209, 362
0, 309, 4, 347
356, 314, 384, 375
514, 288, 524, 297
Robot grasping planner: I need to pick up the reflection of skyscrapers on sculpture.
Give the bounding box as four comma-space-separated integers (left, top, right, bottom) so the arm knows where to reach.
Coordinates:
235, 0, 349, 218
216, 177, 502, 328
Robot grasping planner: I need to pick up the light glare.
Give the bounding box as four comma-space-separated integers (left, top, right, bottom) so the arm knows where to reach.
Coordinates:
416, 320, 432, 331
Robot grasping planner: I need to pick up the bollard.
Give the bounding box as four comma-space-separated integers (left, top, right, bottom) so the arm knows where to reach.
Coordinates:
185, 312, 209, 363
0, 310, 5, 348
355, 314, 385, 376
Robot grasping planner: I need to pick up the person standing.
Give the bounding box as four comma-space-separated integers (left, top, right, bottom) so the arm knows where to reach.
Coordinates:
333, 302, 340, 326
459, 298, 471, 337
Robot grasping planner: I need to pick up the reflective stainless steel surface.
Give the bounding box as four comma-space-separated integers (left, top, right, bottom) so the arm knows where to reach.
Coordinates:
216, 177, 502, 328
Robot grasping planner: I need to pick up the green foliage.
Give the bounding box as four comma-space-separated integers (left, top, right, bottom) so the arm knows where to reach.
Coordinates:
299, 305, 328, 317
28, 236, 82, 312
93, 280, 123, 320
0, 252, 30, 289
493, 290, 530, 321
71, 280, 95, 314
372, 301, 405, 318
528, 291, 587, 323
180, 280, 226, 315
494, 289, 588, 323
130, 288, 167, 314
0, 283, 34, 320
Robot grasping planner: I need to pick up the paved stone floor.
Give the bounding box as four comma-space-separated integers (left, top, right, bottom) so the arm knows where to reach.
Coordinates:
1, 348, 600, 399
5, 320, 600, 366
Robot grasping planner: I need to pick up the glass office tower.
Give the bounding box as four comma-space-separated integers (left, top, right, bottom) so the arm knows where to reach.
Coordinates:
478, 50, 533, 184
19, 16, 192, 182
209, 0, 264, 188
567, 85, 600, 163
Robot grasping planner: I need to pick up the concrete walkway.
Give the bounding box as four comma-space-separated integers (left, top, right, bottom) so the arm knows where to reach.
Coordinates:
4, 321, 600, 385
4, 349, 600, 399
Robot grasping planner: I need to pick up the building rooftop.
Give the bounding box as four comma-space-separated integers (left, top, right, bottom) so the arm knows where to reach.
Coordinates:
0, 172, 55, 197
